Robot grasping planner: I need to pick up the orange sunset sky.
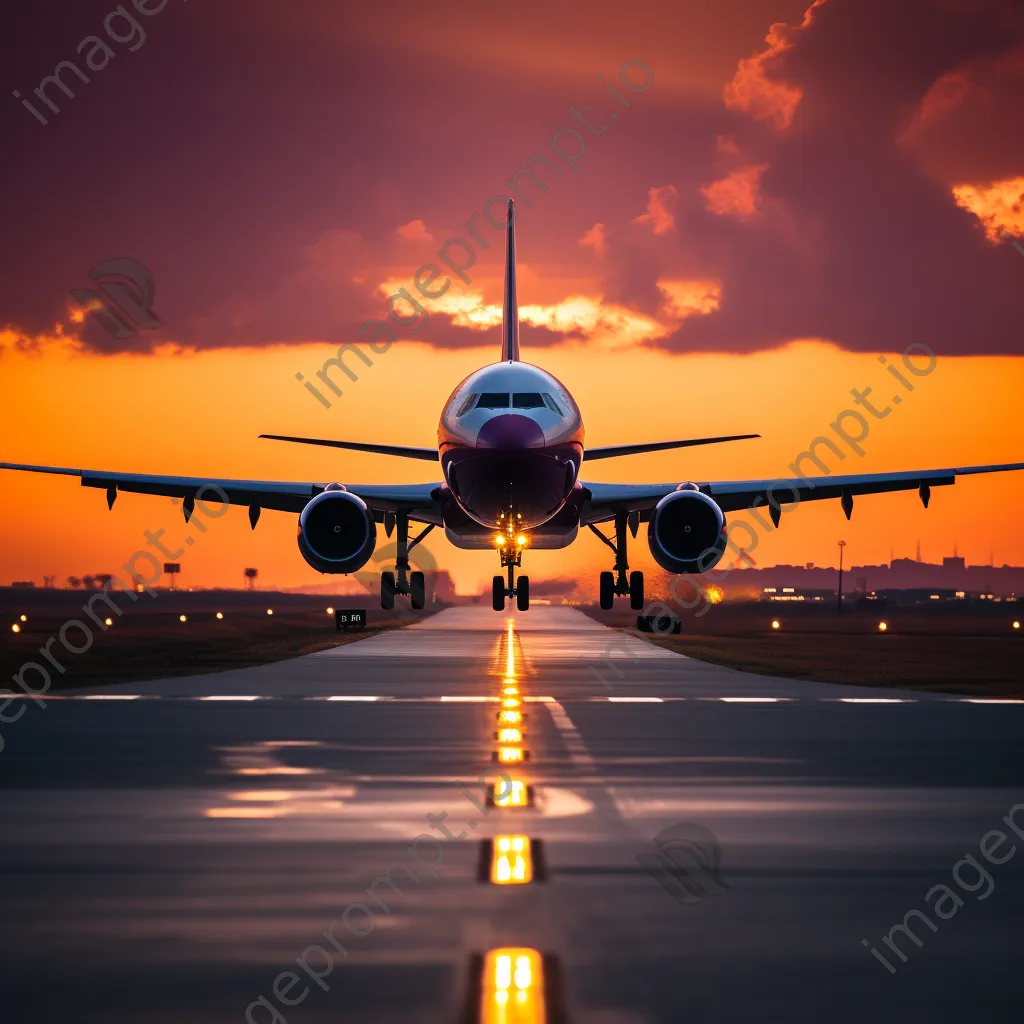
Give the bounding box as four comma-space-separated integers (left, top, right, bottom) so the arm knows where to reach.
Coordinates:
1, 0, 1023, 595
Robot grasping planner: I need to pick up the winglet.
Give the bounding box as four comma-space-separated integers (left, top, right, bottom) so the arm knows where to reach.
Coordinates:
501, 198, 519, 362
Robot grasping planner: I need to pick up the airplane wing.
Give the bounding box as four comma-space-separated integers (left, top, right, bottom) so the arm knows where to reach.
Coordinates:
259, 435, 438, 461
0, 462, 443, 522
584, 434, 760, 460
581, 462, 1024, 524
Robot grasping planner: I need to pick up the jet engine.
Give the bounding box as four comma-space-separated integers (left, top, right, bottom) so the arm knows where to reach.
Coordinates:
647, 486, 727, 574
297, 486, 376, 574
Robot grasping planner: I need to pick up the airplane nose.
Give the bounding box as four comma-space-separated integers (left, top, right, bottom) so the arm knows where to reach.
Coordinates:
476, 413, 545, 450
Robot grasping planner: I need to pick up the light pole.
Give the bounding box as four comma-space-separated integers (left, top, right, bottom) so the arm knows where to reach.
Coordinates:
837, 540, 846, 616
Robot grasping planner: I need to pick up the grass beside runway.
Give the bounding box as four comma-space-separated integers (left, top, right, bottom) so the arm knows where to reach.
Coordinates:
585, 604, 1024, 697
0, 590, 436, 691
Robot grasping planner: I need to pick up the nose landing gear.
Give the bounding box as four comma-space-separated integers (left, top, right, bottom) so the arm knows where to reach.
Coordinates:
492, 527, 530, 611
589, 511, 645, 611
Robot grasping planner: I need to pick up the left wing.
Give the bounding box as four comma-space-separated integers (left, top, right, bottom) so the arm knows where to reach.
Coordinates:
0, 462, 443, 522
581, 462, 1024, 524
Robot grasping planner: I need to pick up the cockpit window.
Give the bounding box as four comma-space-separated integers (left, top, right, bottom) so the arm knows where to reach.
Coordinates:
477, 393, 511, 409
456, 393, 478, 416
542, 393, 563, 415
512, 393, 545, 409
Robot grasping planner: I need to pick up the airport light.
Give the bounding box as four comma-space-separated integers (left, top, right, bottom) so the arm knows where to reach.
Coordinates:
498, 746, 524, 763
499, 709, 522, 725
216, 612, 224, 620
326, 606, 334, 616
266, 608, 274, 616
878, 621, 888, 632
494, 534, 506, 547
19, 614, 27, 622
1014, 621, 1020, 630
11, 624, 20, 633
771, 619, 780, 630
179, 615, 187, 623
481, 948, 543, 1022
104, 618, 113, 627
499, 728, 522, 743
516, 534, 527, 547
490, 836, 533, 885
494, 779, 529, 807
503, 685, 518, 696
502, 697, 521, 708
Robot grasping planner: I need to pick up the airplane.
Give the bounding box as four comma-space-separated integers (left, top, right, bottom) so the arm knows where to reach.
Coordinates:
3, 198, 1023, 613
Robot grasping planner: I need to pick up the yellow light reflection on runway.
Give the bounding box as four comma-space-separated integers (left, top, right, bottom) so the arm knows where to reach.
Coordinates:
505, 623, 516, 678
490, 836, 533, 885
481, 948, 544, 1023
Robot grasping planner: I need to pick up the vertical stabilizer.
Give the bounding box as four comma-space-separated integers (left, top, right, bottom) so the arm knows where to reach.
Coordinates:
501, 198, 520, 362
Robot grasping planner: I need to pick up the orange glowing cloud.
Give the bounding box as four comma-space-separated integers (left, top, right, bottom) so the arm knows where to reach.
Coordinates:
723, 0, 828, 131
578, 222, 607, 256
632, 185, 678, 235
951, 176, 1024, 241
701, 164, 769, 221
396, 218, 435, 243
658, 280, 722, 320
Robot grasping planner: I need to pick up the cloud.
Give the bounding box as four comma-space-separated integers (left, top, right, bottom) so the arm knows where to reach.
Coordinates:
701, 164, 768, 220
396, 219, 435, 243
723, 0, 829, 131
632, 185, 679, 235
578, 222, 607, 256
952, 176, 1024, 240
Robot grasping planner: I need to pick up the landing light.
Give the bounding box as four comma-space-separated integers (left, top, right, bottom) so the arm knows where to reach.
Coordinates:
11, 624, 20, 633
179, 615, 187, 623
499, 710, 522, 724
19, 614, 27, 622
498, 746, 524, 763
771, 619, 780, 630
494, 534, 506, 547
503, 697, 521, 708
878, 621, 888, 632
216, 612, 224, 620
266, 609, 274, 616
326, 607, 334, 615
516, 534, 527, 547
1014, 621, 1020, 630
104, 618, 113, 627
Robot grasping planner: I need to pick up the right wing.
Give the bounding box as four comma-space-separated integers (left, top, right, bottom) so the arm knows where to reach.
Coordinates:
0, 462, 443, 522
259, 434, 438, 461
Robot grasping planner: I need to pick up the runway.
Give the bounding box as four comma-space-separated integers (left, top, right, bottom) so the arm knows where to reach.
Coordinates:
1, 606, 1022, 1023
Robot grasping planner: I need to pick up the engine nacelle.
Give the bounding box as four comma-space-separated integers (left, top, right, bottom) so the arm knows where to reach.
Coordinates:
647, 486, 727, 575
297, 487, 376, 574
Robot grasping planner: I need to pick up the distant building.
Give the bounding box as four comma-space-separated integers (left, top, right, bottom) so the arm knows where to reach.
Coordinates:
10, 581, 35, 589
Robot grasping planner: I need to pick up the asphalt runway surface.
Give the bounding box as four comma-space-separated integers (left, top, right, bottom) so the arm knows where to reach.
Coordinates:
1, 606, 1022, 1023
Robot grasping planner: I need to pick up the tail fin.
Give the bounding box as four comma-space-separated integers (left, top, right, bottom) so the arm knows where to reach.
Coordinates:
501, 198, 520, 362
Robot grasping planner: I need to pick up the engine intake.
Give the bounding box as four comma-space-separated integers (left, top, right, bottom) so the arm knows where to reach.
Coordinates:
297, 489, 376, 574
648, 488, 727, 574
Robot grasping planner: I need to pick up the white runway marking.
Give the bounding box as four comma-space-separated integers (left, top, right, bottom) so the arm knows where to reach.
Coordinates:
545, 700, 598, 770
608, 696, 664, 703
198, 696, 262, 702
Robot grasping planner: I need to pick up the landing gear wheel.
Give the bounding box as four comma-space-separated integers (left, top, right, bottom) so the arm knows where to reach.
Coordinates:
410, 571, 425, 610
380, 571, 396, 610
599, 571, 614, 610
517, 576, 530, 612
629, 570, 645, 610
492, 575, 506, 612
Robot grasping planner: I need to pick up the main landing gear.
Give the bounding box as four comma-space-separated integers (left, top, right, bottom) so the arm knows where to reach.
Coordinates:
380, 511, 434, 611
589, 511, 644, 611
492, 527, 529, 612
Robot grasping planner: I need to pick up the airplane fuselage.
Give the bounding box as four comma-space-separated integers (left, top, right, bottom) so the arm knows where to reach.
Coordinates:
438, 361, 584, 536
